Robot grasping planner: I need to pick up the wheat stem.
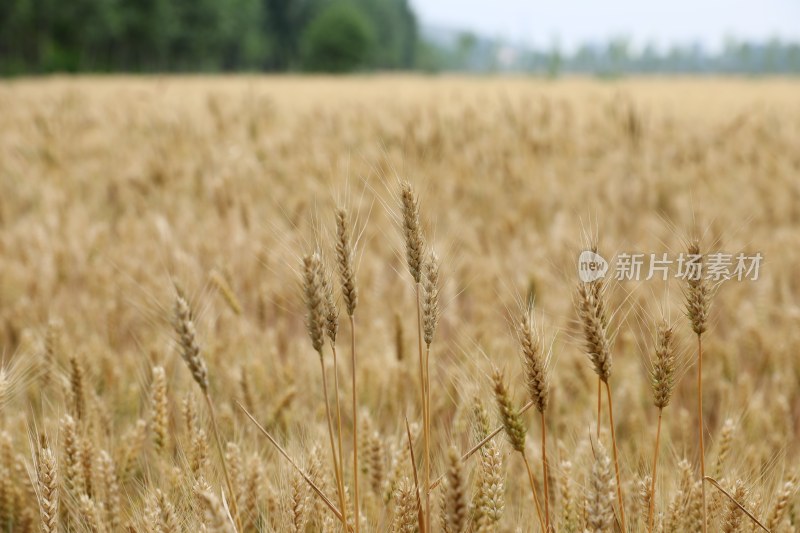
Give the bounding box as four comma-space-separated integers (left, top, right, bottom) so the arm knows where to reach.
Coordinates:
698, 334, 707, 533
405, 417, 427, 533
522, 451, 546, 532
540, 411, 551, 532
203, 391, 243, 533
605, 381, 626, 531
330, 342, 348, 527
318, 354, 348, 530
414, 283, 430, 532
597, 377, 602, 441
349, 314, 360, 533
647, 409, 663, 532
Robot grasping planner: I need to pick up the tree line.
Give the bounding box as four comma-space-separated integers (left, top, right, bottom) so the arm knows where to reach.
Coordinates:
0, 0, 417, 74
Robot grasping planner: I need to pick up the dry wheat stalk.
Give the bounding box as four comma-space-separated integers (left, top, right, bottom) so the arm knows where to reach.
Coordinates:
172, 291, 242, 531
647, 320, 677, 531
335, 205, 362, 533
303, 251, 349, 530
400, 181, 431, 532
237, 402, 350, 529
576, 280, 625, 530
685, 238, 711, 533
518, 303, 551, 531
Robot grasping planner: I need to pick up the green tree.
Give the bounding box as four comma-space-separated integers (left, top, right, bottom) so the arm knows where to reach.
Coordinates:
301, 2, 375, 72
352, 0, 416, 68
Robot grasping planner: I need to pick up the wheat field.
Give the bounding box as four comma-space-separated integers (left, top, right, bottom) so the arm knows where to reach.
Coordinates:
0, 76, 798, 532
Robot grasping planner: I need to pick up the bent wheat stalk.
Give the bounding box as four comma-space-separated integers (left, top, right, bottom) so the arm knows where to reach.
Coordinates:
704, 477, 769, 532
237, 402, 351, 529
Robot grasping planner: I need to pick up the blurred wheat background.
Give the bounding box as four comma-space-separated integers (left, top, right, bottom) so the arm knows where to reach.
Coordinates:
0, 76, 798, 532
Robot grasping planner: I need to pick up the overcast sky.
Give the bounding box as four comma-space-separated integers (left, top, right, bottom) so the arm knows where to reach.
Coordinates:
411, 0, 800, 51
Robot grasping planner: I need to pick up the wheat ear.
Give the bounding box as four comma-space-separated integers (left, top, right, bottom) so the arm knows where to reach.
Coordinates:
587, 443, 615, 533
492, 367, 545, 531
647, 320, 677, 531
444, 445, 469, 533
173, 291, 242, 532
37, 440, 58, 533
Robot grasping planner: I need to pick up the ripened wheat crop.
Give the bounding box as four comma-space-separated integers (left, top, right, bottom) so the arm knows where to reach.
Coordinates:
0, 76, 798, 532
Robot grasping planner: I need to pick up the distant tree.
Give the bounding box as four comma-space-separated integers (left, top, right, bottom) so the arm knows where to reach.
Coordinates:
353, 0, 416, 68
219, 0, 267, 70
455, 31, 477, 69
169, 0, 226, 70
115, 0, 176, 70
301, 2, 375, 72
547, 40, 562, 78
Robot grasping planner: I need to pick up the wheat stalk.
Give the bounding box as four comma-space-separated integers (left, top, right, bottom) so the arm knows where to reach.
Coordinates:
576, 280, 626, 530
303, 251, 349, 530
399, 181, 431, 532
335, 205, 362, 533
172, 290, 242, 532
685, 238, 711, 533
647, 320, 677, 531
518, 303, 551, 531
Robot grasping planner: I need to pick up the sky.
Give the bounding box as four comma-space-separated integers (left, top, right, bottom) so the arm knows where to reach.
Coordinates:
410, 0, 800, 51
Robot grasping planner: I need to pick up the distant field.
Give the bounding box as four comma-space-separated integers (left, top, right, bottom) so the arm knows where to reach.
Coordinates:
0, 76, 798, 532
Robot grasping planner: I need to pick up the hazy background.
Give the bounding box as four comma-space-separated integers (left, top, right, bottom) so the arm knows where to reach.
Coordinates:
1, 0, 799, 75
